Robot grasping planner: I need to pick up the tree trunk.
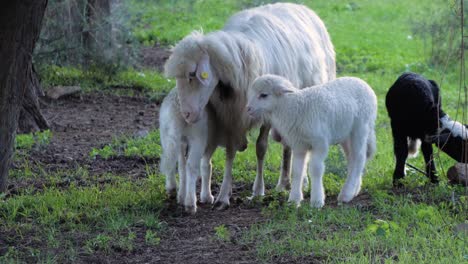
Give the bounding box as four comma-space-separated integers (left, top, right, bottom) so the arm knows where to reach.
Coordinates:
0, 0, 48, 192
17, 64, 50, 133
83, 0, 111, 65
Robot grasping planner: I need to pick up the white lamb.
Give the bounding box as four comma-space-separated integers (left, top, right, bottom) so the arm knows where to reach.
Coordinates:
159, 88, 241, 213
246, 75, 377, 207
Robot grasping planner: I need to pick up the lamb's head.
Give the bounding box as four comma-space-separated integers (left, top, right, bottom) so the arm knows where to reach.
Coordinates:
164, 32, 219, 124
246, 74, 296, 119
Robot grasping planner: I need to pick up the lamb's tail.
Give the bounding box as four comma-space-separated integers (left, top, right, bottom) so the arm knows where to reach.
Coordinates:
366, 127, 377, 160
407, 138, 421, 158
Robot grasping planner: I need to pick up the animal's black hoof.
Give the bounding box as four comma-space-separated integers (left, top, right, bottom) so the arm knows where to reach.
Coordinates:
212, 201, 230, 211
392, 179, 404, 188
185, 205, 197, 214
166, 189, 177, 200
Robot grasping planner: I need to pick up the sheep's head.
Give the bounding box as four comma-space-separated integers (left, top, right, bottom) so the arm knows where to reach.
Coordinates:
164, 32, 219, 124
246, 74, 295, 119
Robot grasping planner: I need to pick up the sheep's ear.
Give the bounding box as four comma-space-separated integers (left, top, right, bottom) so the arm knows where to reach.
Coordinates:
429, 80, 439, 89
196, 54, 213, 86
273, 84, 294, 96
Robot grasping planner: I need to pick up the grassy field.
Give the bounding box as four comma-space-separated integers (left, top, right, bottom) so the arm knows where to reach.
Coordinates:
2, 0, 467, 263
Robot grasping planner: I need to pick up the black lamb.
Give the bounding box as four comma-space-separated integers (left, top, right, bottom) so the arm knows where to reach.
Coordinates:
385, 72, 467, 186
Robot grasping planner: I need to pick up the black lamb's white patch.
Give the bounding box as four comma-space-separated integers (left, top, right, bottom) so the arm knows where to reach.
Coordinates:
439, 115, 468, 140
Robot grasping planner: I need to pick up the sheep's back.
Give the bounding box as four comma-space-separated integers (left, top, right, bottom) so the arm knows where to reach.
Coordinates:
385, 73, 440, 137
223, 3, 335, 88
292, 77, 376, 144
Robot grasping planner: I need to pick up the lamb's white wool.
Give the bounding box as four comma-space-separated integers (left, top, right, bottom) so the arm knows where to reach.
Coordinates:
247, 75, 377, 207
439, 115, 468, 139
160, 89, 221, 213
164, 3, 336, 206
407, 138, 421, 158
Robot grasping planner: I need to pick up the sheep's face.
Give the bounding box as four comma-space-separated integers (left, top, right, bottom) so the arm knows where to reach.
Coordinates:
247, 75, 295, 119
246, 88, 276, 120
164, 33, 218, 124
170, 54, 218, 124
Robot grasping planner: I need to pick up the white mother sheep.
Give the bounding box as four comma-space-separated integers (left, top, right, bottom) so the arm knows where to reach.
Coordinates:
246, 75, 377, 207
164, 3, 336, 209
160, 88, 241, 213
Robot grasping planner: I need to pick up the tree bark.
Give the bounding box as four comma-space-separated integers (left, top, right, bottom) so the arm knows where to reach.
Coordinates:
17, 64, 50, 133
83, 0, 111, 65
0, 0, 48, 192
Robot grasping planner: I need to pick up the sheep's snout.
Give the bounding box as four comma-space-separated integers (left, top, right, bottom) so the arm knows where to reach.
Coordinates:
246, 102, 258, 118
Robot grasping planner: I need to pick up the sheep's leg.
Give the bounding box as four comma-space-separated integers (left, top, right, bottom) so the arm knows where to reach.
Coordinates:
184, 139, 205, 214
214, 147, 236, 210
288, 149, 308, 206
392, 133, 408, 187
421, 142, 438, 184
276, 146, 292, 191
177, 142, 188, 205
200, 145, 216, 204
252, 124, 270, 197
164, 163, 177, 199
338, 131, 367, 203
309, 145, 328, 208
341, 139, 363, 197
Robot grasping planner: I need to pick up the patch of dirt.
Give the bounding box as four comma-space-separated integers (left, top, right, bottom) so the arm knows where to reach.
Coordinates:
8, 93, 159, 195
116, 197, 264, 264
140, 44, 171, 72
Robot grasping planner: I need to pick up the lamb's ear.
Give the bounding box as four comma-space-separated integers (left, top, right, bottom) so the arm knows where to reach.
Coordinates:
273, 84, 294, 96
196, 54, 213, 86
429, 80, 439, 89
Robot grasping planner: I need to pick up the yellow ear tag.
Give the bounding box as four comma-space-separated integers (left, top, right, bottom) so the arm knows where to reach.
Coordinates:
201, 71, 209, 79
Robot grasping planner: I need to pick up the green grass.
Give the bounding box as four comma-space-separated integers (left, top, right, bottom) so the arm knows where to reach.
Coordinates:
6, 0, 468, 262
38, 65, 174, 98
15, 130, 51, 150
0, 172, 166, 262
243, 186, 466, 263
90, 130, 161, 159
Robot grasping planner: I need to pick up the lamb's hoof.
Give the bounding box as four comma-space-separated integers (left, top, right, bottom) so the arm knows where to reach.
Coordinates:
200, 194, 214, 204
213, 201, 230, 211
166, 189, 177, 200
429, 177, 439, 184
287, 200, 301, 208
251, 189, 265, 197
337, 191, 354, 203
275, 183, 290, 192
310, 199, 325, 208
177, 196, 183, 205
392, 177, 404, 188
287, 196, 302, 208
247, 195, 264, 204
185, 205, 197, 214
353, 186, 362, 197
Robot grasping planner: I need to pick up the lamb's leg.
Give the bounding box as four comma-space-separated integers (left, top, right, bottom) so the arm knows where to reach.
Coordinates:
200, 145, 216, 204
392, 133, 408, 187
338, 131, 367, 203
421, 142, 438, 184
164, 164, 177, 199
309, 145, 328, 208
177, 143, 187, 204
184, 140, 205, 214
288, 149, 308, 206
252, 124, 270, 197
214, 147, 236, 210
276, 146, 292, 191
